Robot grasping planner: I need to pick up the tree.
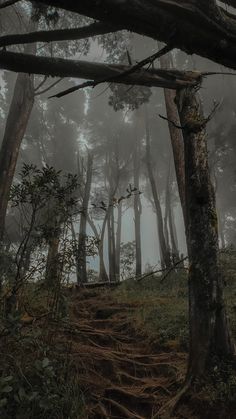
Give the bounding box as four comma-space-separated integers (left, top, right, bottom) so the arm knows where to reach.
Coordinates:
0, 35, 36, 240
76, 152, 94, 284
145, 107, 172, 269
175, 87, 234, 380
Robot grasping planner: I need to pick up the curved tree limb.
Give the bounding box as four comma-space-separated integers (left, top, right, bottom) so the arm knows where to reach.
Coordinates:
0, 22, 122, 48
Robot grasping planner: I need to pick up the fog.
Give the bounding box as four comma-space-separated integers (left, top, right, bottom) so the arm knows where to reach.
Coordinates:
0, 4, 235, 282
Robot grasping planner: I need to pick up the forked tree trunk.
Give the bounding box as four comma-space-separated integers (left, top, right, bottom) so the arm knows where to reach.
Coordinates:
133, 132, 142, 278
176, 87, 235, 379
86, 211, 109, 283
77, 152, 93, 284
145, 109, 172, 269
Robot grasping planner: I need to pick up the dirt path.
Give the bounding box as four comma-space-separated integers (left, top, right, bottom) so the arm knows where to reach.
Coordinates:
62, 288, 187, 418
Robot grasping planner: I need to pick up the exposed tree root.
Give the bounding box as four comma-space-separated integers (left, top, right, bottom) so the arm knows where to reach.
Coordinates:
155, 378, 192, 418
52, 288, 187, 418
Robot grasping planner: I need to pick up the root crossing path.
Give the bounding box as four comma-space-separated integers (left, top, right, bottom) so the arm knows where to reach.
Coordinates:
64, 288, 186, 419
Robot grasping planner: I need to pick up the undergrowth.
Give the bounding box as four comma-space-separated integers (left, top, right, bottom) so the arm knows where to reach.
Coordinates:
0, 284, 85, 419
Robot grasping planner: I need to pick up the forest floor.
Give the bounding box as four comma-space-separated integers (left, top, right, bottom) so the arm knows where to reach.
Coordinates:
66, 250, 236, 419
68, 287, 187, 418
1, 250, 236, 418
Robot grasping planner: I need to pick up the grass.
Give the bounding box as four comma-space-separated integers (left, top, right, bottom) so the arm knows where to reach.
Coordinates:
114, 249, 236, 351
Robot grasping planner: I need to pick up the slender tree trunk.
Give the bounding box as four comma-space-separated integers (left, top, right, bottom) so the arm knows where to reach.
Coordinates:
86, 213, 109, 282
145, 109, 171, 269
168, 195, 180, 264
108, 206, 116, 282
164, 162, 171, 257
165, 165, 180, 263
99, 212, 110, 283
115, 202, 122, 281
0, 34, 36, 241
133, 131, 142, 278
77, 152, 93, 284
160, 54, 186, 224
0, 73, 35, 240
45, 234, 60, 287
176, 87, 235, 379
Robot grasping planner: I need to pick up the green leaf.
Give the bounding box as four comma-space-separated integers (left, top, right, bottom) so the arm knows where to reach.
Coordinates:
42, 358, 50, 368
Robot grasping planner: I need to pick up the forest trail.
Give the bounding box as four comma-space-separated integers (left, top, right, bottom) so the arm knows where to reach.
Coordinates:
65, 288, 187, 419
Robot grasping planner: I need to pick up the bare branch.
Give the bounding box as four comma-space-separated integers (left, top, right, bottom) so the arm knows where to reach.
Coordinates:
159, 114, 183, 130
35, 77, 63, 96
0, 22, 121, 48
50, 44, 174, 98
0, 0, 19, 9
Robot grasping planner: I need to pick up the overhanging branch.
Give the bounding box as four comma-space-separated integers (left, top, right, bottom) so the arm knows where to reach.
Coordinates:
29, 0, 236, 70
0, 22, 122, 48
0, 50, 203, 91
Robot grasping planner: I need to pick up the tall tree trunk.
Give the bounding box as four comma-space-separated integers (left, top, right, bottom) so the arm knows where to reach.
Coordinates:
77, 152, 93, 284
108, 206, 116, 282
164, 162, 171, 257
160, 54, 186, 224
0, 36, 36, 241
133, 131, 142, 278
168, 194, 180, 264
115, 202, 122, 281
86, 213, 109, 283
45, 234, 60, 287
165, 165, 180, 263
145, 109, 171, 269
176, 87, 234, 379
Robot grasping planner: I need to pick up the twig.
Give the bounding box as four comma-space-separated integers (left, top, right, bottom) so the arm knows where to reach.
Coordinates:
50, 44, 173, 98
136, 257, 188, 282
159, 114, 183, 130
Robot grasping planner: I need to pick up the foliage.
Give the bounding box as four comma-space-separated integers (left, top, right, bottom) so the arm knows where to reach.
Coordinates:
0, 319, 84, 419
1, 164, 79, 316
109, 83, 152, 111
120, 241, 136, 279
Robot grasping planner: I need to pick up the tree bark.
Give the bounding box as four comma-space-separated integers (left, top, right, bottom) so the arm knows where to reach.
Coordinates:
44, 235, 60, 287
165, 165, 180, 263
108, 206, 116, 282
115, 202, 122, 282
86, 213, 109, 283
160, 54, 186, 224
176, 87, 235, 379
0, 72, 35, 240
145, 109, 172, 269
133, 130, 142, 278
0, 50, 202, 91
77, 152, 93, 284
0, 31, 36, 241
